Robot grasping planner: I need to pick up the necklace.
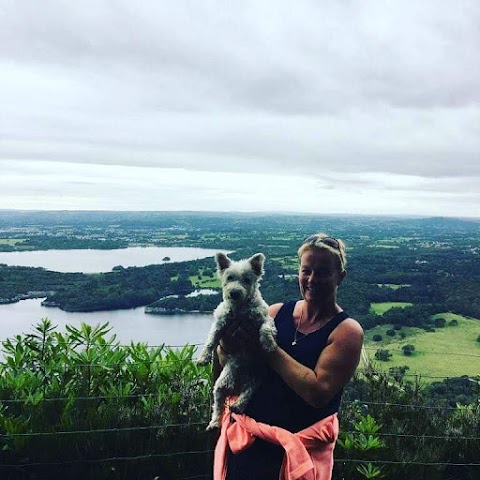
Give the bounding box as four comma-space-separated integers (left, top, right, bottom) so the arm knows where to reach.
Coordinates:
291, 305, 322, 346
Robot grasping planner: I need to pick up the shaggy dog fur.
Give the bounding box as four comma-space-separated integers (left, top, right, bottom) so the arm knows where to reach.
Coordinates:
197, 252, 277, 430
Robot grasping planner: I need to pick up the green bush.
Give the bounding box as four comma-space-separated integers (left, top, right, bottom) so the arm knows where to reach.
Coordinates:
402, 344, 415, 356
0, 319, 213, 480
337, 412, 385, 479
374, 349, 392, 362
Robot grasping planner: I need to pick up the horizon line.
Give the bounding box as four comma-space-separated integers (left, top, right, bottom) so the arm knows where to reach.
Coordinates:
1, 208, 479, 221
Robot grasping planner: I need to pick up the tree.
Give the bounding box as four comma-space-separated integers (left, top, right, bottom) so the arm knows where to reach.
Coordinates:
389, 365, 409, 381
434, 317, 446, 328
375, 349, 392, 361
373, 334, 383, 342
402, 344, 415, 356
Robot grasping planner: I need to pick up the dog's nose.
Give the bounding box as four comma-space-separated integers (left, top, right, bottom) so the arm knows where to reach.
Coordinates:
230, 290, 242, 300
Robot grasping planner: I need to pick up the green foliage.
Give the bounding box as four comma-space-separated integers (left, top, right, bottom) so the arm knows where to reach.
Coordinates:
388, 365, 409, 381
356, 463, 385, 479
148, 292, 221, 313
0, 317, 478, 479
402, 344, 415, 356
0, 319, 213, 479
342, 369, 480, 480
444, 400, 480, 468
434, 317, 446, 328
374, 349, 392, 361
337, 412, 385, 479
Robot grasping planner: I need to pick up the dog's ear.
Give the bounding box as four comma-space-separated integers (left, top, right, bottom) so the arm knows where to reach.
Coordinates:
215, 252, 231, 272
249, 253, 265, 277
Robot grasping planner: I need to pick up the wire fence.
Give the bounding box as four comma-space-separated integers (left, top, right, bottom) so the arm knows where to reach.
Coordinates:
0, 396, 478, 478
3, 335, 480, 357
0, 339, 479, 479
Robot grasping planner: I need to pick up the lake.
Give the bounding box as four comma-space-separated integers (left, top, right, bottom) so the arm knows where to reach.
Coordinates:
0, 246, 223, 348
0, 298, 214, 349
0, 246, 226, 273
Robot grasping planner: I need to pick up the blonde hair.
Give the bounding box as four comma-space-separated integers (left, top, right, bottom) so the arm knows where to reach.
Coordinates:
297, 232, 347, 271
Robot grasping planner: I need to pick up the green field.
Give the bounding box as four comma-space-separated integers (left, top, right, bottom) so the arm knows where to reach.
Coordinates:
370, 302, 413, 315
272, 255, 298, 271
189, 271, 220, 288
364, 313, 480, 380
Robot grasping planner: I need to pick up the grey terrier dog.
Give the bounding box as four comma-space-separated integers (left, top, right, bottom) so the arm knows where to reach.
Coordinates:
197, 252, 277, 430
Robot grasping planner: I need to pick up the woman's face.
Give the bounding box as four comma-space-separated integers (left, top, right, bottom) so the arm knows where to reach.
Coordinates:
298, 249, 344, 305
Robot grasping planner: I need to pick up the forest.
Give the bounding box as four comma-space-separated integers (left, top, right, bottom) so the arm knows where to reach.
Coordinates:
1, 211, 479, 325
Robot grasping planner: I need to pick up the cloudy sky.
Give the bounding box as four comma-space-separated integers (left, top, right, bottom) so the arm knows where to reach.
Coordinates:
1, 1, 479, 217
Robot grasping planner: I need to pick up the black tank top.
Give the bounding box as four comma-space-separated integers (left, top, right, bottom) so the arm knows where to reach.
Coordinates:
244, 301, 348, 431
226, 301, 349, 479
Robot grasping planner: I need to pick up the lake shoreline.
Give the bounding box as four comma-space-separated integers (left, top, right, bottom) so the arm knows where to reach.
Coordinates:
0, 295, 214, 315
0, 298, 213, 347
0, 245, 227, 273
0, 291, 55, 305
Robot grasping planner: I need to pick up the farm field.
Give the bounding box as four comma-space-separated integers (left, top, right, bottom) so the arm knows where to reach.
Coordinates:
189, 271, 220, 288
364, 313, 480, 380
370, 301, 413, 315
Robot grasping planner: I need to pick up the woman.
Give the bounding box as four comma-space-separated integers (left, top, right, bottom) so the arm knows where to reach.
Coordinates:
214, 233, 364, 480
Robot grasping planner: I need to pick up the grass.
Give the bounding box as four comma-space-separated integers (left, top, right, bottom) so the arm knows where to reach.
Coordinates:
364, 313, 480, 380
272, 255, 298, 271
370, 302, 413, 315
189, 270, 220, 288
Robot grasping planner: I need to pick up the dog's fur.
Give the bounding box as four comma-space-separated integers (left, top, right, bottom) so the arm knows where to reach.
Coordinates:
197, 252, 277, 430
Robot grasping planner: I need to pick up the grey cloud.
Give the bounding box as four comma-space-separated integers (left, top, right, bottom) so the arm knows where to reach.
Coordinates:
2, 1, 480, 113
1, 1, 480, 215
3, 105, 480, 179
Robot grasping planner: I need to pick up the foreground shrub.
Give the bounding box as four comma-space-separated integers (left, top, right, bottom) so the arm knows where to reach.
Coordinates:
341, 367, 480, 480
0, 319, 213, 480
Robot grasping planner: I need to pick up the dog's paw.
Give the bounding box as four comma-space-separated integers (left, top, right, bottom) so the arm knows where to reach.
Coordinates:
206, 420, 220, 431
196, 353, 212, 365
260, 334, 278, 352
229, 403, 245, 414
263, 341, 278, 353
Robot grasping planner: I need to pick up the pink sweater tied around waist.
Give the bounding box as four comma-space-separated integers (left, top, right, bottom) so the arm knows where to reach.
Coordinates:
214, 408, 339, 480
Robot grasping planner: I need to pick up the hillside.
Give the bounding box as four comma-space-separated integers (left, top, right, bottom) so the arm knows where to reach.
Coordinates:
364, 313, 480, 379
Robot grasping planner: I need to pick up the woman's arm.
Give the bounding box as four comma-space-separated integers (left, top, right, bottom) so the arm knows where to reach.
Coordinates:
266, 317, 364, 408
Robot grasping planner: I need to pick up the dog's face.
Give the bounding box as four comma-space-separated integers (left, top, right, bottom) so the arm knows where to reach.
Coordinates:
215, 253, 265, 304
